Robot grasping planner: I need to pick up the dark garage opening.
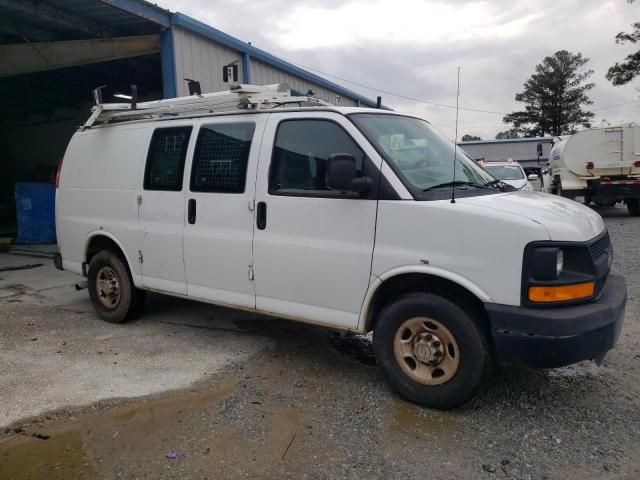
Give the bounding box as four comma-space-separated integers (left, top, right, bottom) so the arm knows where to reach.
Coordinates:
0, 0, 169, 244
0, 55, 163, 240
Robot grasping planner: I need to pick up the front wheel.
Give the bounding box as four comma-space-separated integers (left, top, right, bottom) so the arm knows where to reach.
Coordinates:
88, 250, 145, 323
373, 293, 492, 409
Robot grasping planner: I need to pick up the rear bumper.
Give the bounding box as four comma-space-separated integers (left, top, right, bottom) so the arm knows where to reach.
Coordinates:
562, 183, 640, 199
485, 274, 626, 368
592, 183, 640, 198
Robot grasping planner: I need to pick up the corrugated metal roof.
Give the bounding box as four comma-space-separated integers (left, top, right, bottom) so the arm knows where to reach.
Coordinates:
0, 0, 377, 106
458, 138, 553, 163
459, 137, 554, 146
0, 0, 168, 43
170, 13, 378, 107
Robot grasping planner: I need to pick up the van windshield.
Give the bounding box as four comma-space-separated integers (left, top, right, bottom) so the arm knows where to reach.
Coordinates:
350, 114, 493, 192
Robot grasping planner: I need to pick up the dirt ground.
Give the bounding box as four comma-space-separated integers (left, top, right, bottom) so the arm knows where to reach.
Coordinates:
0, 205, 638, 480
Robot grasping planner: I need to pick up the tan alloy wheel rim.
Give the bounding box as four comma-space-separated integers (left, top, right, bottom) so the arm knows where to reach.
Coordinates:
393, 317, 460, 385
96, 266, 121, 308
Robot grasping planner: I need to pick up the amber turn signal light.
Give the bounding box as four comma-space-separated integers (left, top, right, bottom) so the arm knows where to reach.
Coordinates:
528, 282, 595, 303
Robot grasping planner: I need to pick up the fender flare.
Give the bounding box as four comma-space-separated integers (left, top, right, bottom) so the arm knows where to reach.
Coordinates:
357, 265, 493, 332
83, 230, 141, 286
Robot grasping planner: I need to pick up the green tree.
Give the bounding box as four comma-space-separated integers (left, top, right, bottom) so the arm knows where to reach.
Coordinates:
503, 50, 594, 136
606, 1, 639, 85
495, 129, 521, 139
461, 134, 482, 141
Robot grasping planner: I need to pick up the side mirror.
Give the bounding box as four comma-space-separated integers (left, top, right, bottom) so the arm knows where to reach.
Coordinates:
326, 153, 371, 194
528, 174, 538, 181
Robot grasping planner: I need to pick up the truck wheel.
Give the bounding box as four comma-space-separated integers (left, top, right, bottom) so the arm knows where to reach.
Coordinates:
373, 293, 492, 409
88, 250, 145, 323
627, 198, 640, 217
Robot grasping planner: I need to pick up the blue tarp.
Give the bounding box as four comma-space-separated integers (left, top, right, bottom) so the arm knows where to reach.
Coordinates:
15, 182, 57, 244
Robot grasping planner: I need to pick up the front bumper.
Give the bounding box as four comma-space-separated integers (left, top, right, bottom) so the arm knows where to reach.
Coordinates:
485, 273, 626, 368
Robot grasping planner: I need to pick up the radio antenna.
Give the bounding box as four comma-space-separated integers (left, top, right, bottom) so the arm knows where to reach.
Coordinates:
451, 66, 461, 204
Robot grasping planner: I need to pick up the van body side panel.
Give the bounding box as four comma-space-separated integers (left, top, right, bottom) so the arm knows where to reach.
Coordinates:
182, 117, 268, 308
371, 200, 550, 307
139, 190, 188, 293
56, 127, 150, 281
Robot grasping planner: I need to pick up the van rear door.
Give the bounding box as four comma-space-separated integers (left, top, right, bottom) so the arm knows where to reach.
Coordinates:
182, 118, 266, 307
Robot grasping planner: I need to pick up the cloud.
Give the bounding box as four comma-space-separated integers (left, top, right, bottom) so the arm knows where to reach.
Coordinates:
271, 1, 542, 49
158, 0, 639, 139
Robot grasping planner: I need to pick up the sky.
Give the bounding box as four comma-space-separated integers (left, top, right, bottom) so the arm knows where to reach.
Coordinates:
158, 0, 639, 139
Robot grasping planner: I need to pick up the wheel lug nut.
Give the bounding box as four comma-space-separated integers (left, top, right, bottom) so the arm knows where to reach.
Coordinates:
425, 334, 432, 341
433, 341, 441, 348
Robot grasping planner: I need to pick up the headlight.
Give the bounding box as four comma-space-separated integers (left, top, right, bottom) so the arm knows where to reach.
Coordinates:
523, 243, 597, 305
556, 250, 564, 276
530, 247, 563, 280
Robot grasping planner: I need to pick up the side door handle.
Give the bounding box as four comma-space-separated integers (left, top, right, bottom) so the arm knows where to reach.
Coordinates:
256, 201, 267, 230
188, 198, 196, 224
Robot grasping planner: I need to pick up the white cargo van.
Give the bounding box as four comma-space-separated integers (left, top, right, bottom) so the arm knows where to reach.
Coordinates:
55, 86, 627, 408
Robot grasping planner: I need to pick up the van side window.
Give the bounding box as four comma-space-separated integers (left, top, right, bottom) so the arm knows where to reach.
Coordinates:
144, 127, 192, 191
190, 123, 255, 193
269, 120, 366, 196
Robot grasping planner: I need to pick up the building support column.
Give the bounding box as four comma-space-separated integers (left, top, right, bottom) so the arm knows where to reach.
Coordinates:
160, 29, 177, 98
242, 51, 251, 84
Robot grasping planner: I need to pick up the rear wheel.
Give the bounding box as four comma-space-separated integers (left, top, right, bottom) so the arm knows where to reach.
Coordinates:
627, 198, 640, 217
373, 293, 492, 409
88, 250, 145, 323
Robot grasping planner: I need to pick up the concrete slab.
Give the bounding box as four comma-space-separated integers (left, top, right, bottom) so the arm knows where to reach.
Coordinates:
0, 252, 271, 427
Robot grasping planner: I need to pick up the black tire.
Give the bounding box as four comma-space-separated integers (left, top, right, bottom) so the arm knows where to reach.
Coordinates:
373, 293, 492, 409
88, 250, 144, 323
627, 198, 640, 217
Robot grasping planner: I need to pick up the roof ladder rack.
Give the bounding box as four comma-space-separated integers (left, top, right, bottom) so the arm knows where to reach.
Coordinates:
82, 83, 332, 130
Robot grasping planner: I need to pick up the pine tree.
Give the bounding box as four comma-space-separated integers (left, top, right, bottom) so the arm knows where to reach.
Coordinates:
606, 1, 639, 86
503, 50, 594, 136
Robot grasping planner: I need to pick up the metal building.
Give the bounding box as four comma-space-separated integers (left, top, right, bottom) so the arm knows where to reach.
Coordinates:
458, 138, 554, 170
0, 0, 377, 240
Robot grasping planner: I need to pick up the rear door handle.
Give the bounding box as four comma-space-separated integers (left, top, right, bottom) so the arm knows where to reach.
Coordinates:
256, 201, 267, 230
188, 198, 196, 224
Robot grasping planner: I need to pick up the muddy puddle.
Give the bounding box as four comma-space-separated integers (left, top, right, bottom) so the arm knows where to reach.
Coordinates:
0, 384, 236, 480
0, 325, 365, 480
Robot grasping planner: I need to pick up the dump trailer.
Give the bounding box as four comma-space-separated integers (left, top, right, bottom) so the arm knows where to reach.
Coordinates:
549, 125, 640, 216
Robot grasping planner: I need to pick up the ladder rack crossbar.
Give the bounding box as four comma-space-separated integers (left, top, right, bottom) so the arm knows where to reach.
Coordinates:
82, 84, 332, 129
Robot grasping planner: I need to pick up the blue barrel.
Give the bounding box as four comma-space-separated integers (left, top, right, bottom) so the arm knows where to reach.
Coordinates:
14, 182, 57, 244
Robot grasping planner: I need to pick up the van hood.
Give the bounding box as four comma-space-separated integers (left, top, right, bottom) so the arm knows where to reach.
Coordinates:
457, 191, 604, 241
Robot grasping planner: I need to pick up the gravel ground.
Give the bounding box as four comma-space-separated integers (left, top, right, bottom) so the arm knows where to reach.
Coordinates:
0, 205, 638, 480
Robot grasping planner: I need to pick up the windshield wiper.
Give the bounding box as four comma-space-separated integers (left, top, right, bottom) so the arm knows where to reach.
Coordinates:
484, 179, 516, 191
423, 181, 489, 192
484, 179, 502, 187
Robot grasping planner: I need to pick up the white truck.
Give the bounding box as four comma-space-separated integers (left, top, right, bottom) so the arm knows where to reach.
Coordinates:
54, 85, 626, 409
549, 125, 640, 215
